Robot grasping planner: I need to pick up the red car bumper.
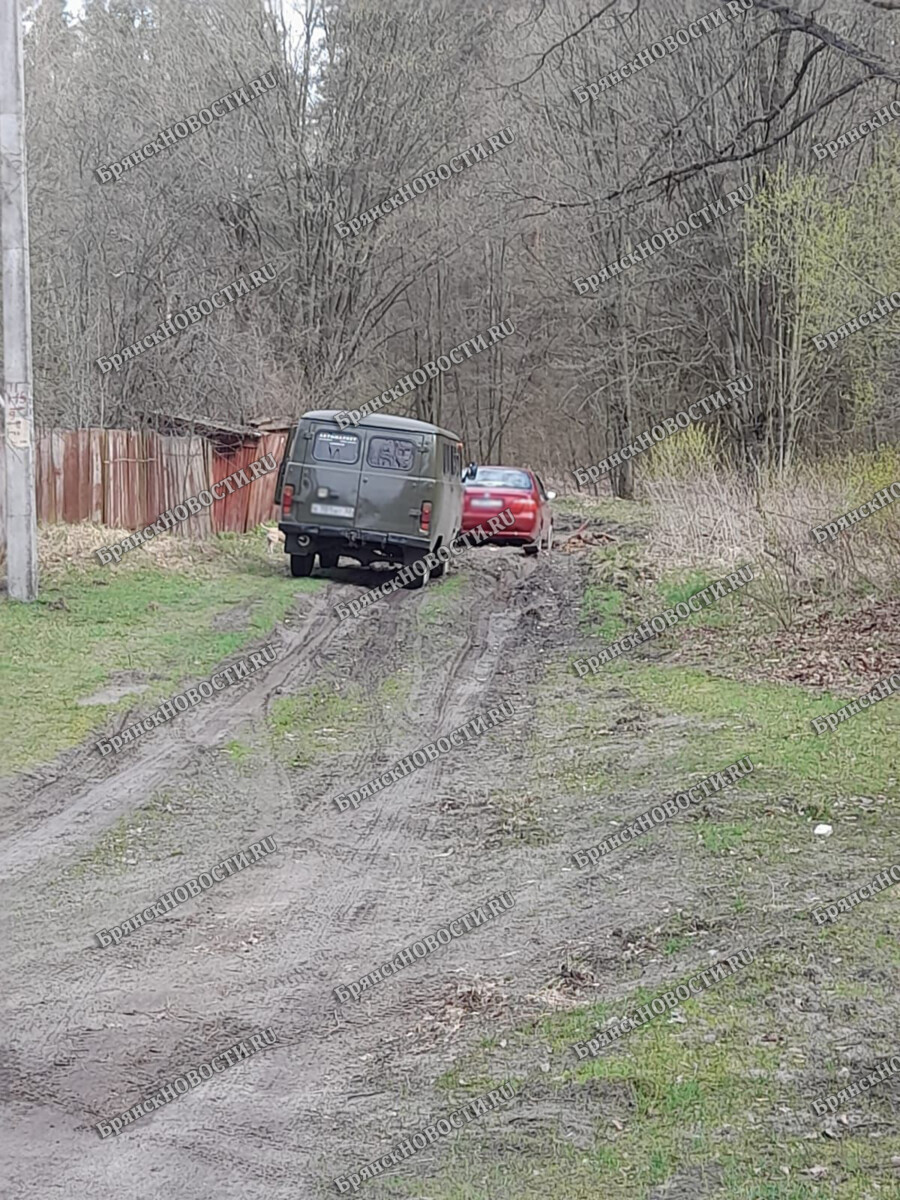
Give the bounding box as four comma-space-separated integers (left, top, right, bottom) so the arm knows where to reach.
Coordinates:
461, 504, 538, 543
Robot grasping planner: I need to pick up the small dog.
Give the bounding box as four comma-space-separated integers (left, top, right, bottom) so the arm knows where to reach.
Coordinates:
266, 527, 285, 555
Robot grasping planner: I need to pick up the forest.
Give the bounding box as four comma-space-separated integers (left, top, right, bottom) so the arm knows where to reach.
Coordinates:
24, 0, 900, 492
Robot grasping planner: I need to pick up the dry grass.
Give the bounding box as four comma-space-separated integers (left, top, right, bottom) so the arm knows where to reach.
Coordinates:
0, 521, 276, 581
644, 465, 900, 605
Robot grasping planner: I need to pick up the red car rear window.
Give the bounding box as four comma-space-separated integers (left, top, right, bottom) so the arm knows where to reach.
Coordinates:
470, 468, 532, 490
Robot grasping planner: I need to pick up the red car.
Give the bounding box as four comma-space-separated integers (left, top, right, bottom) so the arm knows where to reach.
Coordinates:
461, 465, 556, 554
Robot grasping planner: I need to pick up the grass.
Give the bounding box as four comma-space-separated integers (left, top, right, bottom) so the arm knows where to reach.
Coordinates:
581, 547, 764, 645
420, 940, 900, 1200
485, 790, 554, 847
223, 739, 253, 765
412, 561, 898, 1199
61, 789, 187, 881
655, 567, 748, 630
0, 537, 317, 775
582, 577, 627, 639
579, 544, 647, 638
418, 573, 466, 626
553, 493, 653, 530
696, 822, 753, 855
268, 684, 365, 766
378, 669, 414, 712
597, 662, 900, 803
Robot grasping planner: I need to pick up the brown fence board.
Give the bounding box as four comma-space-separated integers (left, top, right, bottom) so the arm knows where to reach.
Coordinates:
144, 431, 165, 528
210, 443, 250, 533
67, 429, 85, 524
34, 433, 49, 525
2, 425, 289, 549
252, 433, 287, 526
104, 430, 124, 530
50, 431, 66, 524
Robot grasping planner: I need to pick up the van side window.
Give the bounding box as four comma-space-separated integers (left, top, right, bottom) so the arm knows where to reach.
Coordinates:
367, 436, 416, 471
313, 430, 360, 463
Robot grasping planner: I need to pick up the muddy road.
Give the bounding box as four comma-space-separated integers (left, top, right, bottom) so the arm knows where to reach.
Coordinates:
5, 526, 891, 1200
0, 540, 598, 1198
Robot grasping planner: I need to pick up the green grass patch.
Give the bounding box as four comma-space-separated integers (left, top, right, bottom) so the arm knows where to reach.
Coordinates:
581, 578, 626, 639
696, 822, 752, 855
223, 739, 253, 765
664, 935, 690, 956
655, 568, 750, 631
421, 943, 900, 1199
0, 549, 315, 775
418, 573, 466, 626
593, 661, 900, 802
579, 544, 647, 638
268, 684, 364, 766
62, 790, 186, 880
378, 670, 414, 710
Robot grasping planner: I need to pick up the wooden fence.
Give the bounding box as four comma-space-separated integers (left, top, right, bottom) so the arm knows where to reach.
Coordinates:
0, 428, 288, 549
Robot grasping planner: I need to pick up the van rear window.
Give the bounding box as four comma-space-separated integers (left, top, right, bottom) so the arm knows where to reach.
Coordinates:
367, 436, 416, 471
313, 430, 360, 464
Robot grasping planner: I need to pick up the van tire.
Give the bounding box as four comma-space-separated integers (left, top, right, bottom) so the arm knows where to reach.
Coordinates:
430, 548, 447, 579
404, 557, 430, 590
290, 553, 313, 577
319, 550, 339, 569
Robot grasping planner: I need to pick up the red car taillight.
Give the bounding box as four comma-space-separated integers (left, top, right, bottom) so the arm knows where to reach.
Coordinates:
419, 501, 432, 532
281, 484, 294, 517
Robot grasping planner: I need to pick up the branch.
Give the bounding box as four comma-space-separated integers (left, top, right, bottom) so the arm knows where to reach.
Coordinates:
508, 0, 621, 87
750, 0, 900, 81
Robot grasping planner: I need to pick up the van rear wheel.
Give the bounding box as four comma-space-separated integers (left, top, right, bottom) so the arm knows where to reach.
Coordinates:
404, 555, 430, 589
430, 553, 447, 579
290, 553, 313, 577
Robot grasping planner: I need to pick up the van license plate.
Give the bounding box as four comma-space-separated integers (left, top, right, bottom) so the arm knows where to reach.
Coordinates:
311, 503, 355, 518
471, 498, 503, 508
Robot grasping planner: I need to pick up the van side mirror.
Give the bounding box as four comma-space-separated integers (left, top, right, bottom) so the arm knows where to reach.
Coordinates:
462, 462, 478, 482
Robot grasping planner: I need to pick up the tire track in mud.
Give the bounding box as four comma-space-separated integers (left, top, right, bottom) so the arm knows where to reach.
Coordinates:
237, 556, 533, 1015
0, 589, 346, 879
0, 549, 555, 1199
162, 556, 540, 1186
224, 557, 557, 1191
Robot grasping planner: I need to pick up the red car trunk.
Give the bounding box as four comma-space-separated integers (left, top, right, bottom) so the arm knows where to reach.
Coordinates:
463, 487, 537, 538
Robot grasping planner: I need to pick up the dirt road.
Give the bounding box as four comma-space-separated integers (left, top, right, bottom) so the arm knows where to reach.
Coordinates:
0, 542, 592, 1197
4, 525, 897, 1200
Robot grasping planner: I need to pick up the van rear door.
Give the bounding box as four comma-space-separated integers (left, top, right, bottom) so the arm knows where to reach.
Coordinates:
355, 429, 429, 539
293, 424, 364, 527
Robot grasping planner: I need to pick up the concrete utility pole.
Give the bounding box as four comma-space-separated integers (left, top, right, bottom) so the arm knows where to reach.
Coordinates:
0, 0, 38, 601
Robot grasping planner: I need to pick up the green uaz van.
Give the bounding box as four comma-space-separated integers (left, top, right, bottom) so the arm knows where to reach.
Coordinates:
275, 410, 468, 587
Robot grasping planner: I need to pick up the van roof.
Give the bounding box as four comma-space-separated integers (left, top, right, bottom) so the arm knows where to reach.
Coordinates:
301, 409, 461, 442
